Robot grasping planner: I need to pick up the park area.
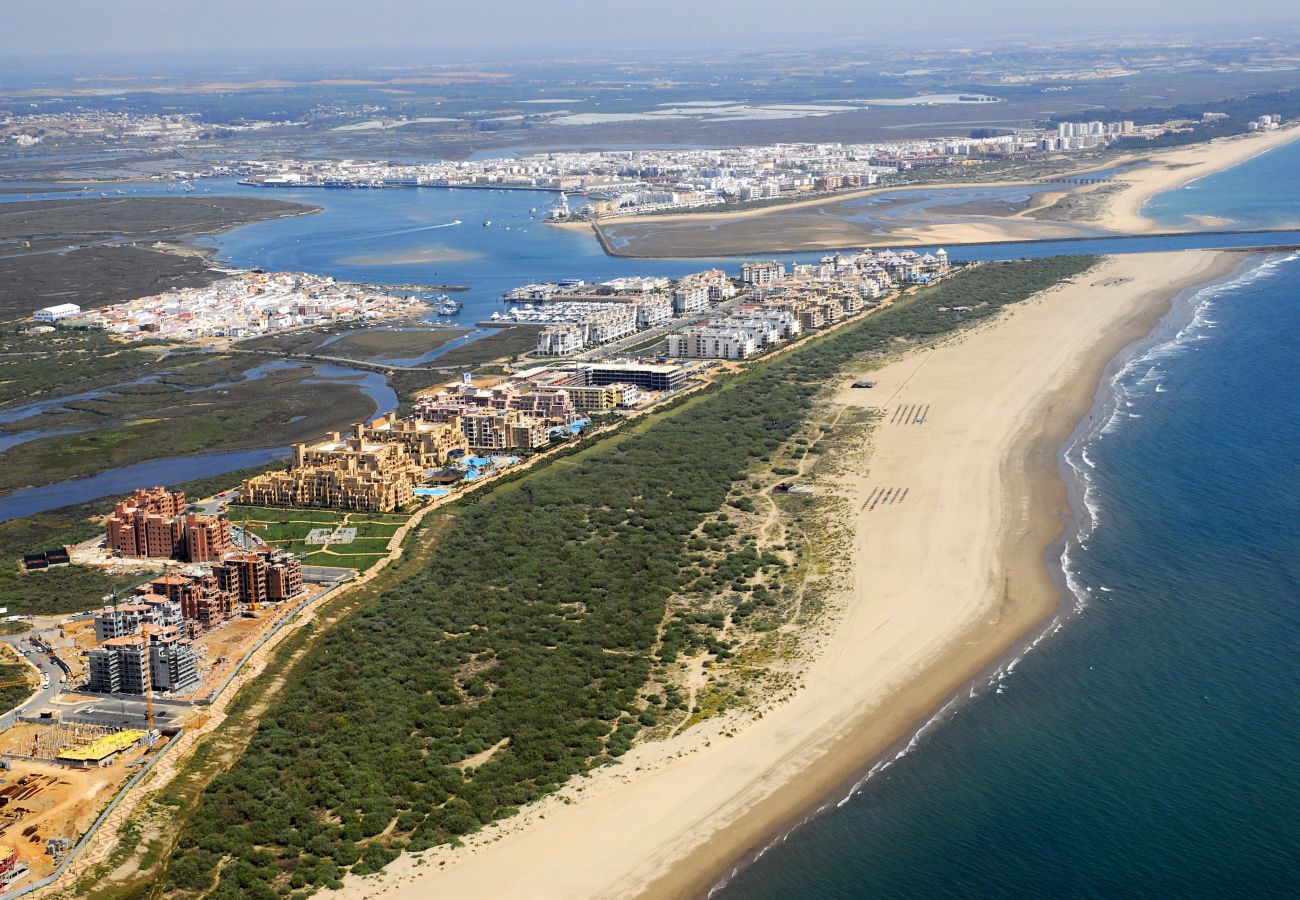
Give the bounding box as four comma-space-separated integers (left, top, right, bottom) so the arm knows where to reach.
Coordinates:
228, 506, 408, 572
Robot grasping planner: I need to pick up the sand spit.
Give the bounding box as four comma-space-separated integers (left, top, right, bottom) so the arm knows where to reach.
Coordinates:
589, 126, 1300, 257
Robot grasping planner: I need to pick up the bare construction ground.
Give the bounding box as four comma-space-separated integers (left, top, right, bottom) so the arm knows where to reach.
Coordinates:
0, 726, 157, 882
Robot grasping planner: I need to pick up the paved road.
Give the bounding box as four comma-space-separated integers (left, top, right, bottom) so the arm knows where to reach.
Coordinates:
0, 634, 64, 730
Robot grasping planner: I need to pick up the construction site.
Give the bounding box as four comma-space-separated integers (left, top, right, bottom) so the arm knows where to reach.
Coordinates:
0, 720, 161, 886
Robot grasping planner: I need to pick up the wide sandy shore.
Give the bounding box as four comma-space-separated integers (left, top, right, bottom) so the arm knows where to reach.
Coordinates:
338, 250, 1239, 900
587, 126, 1300, 256
1084, 124, 1300, 232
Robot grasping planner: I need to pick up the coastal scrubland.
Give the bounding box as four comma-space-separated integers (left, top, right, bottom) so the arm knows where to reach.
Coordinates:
235, 326, 470, 360
95, 256, 1096, 898
0, 329, 159, 407
0, 644, 35, 712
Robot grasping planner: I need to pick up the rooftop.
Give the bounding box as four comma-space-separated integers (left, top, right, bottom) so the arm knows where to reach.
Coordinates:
57, 729, 146, 762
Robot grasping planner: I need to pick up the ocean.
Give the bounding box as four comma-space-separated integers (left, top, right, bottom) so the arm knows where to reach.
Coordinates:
716, 148, 1300, 898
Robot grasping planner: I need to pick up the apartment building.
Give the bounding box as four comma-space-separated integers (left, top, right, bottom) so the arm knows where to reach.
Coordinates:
667, 326, 758, 360
268, 554, 304, 600
601, 276, 671, 294
360, 412, 468, 467
633, 295, 674, 328
730, 307, 803, 341
87, 638, 147, 694
242, 427, 423, 512
671, 281, 710, 314
105, 487, 232, 562
741, 261, 787, 286
148, 629, 201, 693
92, 596, 184, 643
537, 323, 584, 355
182, 512, 233, 562
146, 573, 236, 632
460, 409, 550, 451
214, 549, 304, 604
580, 304, 637, 344
412, 382, 577, 450
87, 627, 199, 694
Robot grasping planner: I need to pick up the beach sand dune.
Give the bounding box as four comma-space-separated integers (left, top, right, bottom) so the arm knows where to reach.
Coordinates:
340, 251, 1239, 900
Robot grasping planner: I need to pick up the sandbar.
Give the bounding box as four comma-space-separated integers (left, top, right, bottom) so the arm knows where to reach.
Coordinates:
337, 245, 481, 266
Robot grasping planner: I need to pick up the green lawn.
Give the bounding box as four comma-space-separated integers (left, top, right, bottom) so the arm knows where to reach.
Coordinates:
229, 505, 407, 572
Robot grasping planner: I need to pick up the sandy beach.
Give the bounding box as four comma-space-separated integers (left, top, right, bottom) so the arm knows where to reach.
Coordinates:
586, 126, 1300, 257
338, 250, 1239, 900
1083, 124, 1300, 232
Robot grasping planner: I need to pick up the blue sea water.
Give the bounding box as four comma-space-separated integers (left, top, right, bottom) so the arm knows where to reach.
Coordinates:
1145, 136, 1300, 231
717, 213, 1300, 894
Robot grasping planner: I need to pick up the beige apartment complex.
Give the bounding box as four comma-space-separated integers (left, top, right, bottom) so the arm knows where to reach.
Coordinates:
360, 412, 469, 466
241, 425, 423, 512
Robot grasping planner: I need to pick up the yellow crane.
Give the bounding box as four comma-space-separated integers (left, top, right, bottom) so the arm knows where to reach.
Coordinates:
243, 514, 260, 616
139, 623, 154, 736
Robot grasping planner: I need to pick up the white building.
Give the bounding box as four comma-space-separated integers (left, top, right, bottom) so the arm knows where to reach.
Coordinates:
579, 305, 638, 345
633, 295, 674, 329
537, 324, 584, 356
671, 282, 710, 314
741, 261, 786, 286
666, 326, 757, 360
32, 303, 82, 322
602, 275, 671, 294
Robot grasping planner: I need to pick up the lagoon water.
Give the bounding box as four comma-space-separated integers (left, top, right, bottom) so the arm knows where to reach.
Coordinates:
17, 172, 1300, 514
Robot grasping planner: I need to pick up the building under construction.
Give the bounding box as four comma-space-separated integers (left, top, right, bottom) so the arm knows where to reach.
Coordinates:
86, 628, 198, 695
16, 722, 145, 768
212, 548, 303, 608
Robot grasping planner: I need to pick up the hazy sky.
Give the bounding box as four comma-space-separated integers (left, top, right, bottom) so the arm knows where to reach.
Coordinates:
2, 0, 1297, 58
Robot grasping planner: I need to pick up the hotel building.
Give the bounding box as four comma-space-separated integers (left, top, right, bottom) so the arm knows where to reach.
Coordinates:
241, 427, 423, 512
